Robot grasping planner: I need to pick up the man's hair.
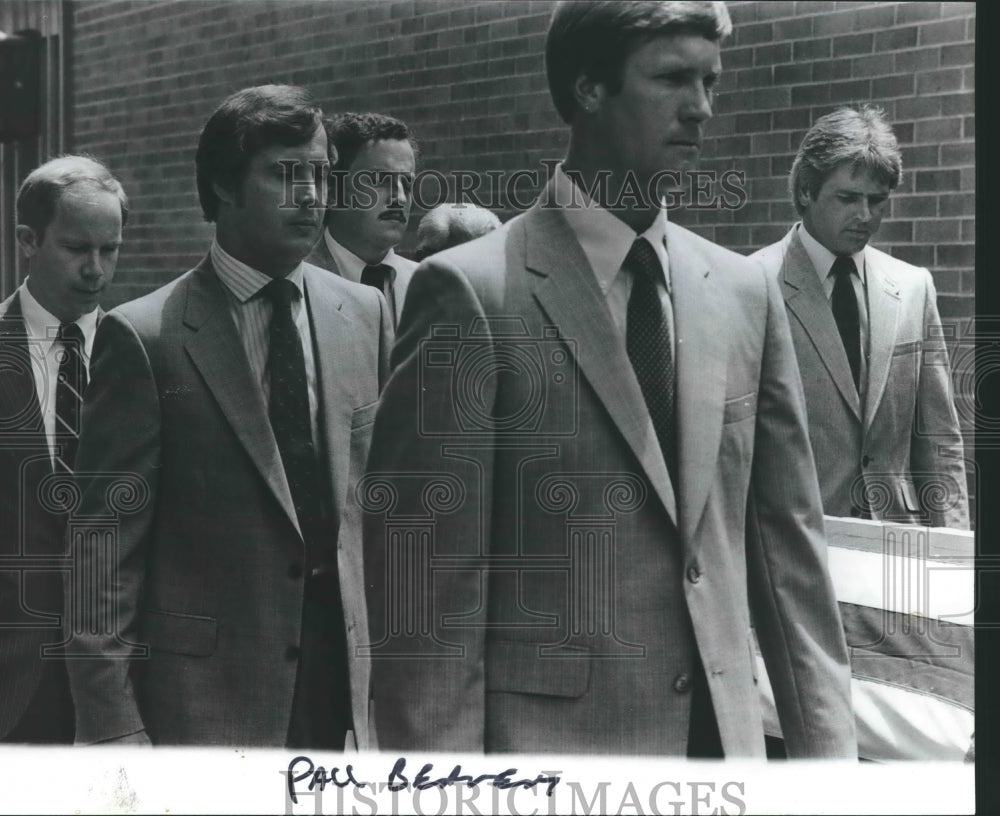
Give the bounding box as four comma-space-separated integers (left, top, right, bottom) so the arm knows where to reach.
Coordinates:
195, 84, 325, 222
789, 105, 903, 215
545, 1, 732, 124
326, 112, 416, 172
16, 154, 128, 242
415, 203, 502, 260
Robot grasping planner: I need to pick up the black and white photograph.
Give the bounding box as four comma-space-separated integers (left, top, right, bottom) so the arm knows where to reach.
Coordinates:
0, 1, 980, 813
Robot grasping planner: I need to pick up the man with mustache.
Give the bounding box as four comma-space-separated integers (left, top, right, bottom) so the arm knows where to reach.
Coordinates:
0, 155, 126, 743
308, 112, 417, 329
64, 85, 391, 747
364, 0, 855, 757
751, 106, 969, 529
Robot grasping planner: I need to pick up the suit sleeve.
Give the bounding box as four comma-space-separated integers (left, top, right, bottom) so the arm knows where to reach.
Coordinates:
746, 270, 857, 758
910, 271, 970, 529
364, 258, 493, 752
65, 312, 161, 744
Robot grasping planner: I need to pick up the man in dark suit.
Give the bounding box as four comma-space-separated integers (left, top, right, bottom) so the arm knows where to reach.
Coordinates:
0, 155, 126, 743
64, 85, 391, 748
307, 112, 417, 328
750, 106, 969, 529
363, 1, 855, 757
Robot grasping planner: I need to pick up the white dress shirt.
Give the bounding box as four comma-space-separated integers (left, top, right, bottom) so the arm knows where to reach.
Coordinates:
324, 230, 405, 318
552, 164, 676, 355
210, 240, 319, 443
9, 281, 98, 464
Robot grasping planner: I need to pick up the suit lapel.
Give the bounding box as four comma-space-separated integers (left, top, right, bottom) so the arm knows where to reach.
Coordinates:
524, 206, 678, 526
862, 252, 901, 432
302, 266, 353, 519
667, 223, 728, 545
780, 230, 862, 420
0, 292, 46, 438
182, 259, 302, 539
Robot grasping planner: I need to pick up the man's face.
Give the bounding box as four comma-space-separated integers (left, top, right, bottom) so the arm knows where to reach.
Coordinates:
17, 184, 123, 323
590, 33, 721, 196
220, 126, 329, 275
330, 138, 415, 263
800, 163, 891, 256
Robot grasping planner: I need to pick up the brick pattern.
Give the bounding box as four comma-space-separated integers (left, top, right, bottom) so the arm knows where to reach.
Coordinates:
690, 1, 975, 322
69, 0, 973, 323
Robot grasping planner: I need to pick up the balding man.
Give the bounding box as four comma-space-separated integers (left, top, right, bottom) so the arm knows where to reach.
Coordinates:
1, 154, 127, 743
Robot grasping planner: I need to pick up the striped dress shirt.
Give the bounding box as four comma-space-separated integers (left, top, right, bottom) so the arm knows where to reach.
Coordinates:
210, 240, 319, 443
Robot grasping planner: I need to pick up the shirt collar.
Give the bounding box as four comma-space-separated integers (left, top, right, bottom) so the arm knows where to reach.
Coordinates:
797, 221, 867, 287
19, 279, 99, 358
211, 239, 305, 302
323, 230, 400, 285
553, 164, 671, 294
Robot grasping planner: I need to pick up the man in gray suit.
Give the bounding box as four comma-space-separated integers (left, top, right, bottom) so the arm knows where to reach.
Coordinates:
751, 106, 969, 529
307, 112, 417, 328
65, 85, 391, 747
364, 0, 855, 757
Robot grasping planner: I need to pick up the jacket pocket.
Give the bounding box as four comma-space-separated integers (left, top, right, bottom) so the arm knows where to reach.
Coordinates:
724, 391, 757, 424
892, 340, 921, 356
351, 400, 379, 430
143, 609, 218, 657
485, 640, 590, 698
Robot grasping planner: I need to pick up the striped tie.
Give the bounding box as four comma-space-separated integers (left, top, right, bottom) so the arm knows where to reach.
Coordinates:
54, 322, 87, 471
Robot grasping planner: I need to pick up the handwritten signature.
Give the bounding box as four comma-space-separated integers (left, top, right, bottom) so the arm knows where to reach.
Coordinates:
286, 756, 561, 804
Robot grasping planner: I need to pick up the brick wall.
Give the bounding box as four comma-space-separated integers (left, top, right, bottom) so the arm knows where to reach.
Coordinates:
68, 0, 974, 321
693, 1, 975, 322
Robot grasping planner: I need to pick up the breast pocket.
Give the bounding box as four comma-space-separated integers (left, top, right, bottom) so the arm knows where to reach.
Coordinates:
351, 400, 379, 430
723, 391, 757, 424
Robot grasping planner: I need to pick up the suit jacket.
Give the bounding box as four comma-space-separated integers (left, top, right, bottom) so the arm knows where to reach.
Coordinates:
750, 226, 969, 529
0, 290, 73, 738
307, 233, 415, 326
64, 257, 392, 746
363, 193, 856, 757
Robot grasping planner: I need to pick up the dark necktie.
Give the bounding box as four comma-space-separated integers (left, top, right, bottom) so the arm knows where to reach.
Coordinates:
54, 322, 88, 471
360, 263, 392, 297
624, 237, 677, 485
262, 278, 322, 545
830, 255, 861, 391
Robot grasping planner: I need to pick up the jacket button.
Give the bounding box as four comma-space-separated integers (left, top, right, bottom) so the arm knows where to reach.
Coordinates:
862, 455, 871, 467
285, 645, 300, 661
288, 563, 303, 579
687, 566, 701, 584
673, 673, 691, 693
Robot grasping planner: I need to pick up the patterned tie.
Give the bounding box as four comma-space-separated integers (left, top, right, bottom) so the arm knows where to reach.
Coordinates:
624, 237, 677, 485
54, 322, 88, 471
830, 255, 861, 391
261, 278, 322, 545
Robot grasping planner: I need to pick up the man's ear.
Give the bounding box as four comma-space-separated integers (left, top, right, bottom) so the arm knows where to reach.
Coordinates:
15, 225, 40, 258
212, 180, 236, 207
796, 183, 813, 211
571, 73, 603, 115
